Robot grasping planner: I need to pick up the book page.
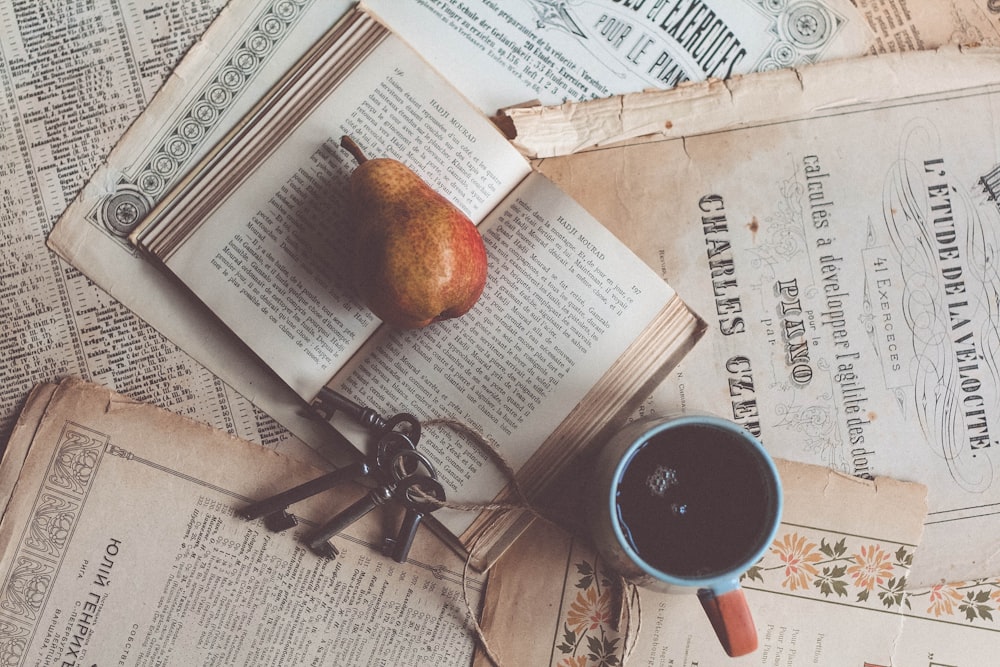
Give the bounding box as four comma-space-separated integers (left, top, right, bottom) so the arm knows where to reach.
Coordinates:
364, 0, 872, 112
476, 460, 1000, 667
0, 378, 484, 665
534, 50, 1000, 586
38, 0, 872, 458
328, 171, 678, 538
163, 31, 531, 401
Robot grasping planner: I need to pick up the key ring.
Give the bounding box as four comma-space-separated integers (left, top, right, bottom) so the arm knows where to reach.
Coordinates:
384, 447, 437, 483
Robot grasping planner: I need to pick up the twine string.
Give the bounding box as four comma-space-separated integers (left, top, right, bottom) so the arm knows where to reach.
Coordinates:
417, 418, 642, 666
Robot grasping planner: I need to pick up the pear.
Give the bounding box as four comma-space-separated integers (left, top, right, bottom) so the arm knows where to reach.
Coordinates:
340, 136, 488, 329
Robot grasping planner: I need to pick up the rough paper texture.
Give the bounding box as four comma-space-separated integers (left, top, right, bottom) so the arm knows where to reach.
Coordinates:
508, 46, 1000, 157
534, 50, 1000, 586
0, 378, 484, 664
476, 459, 997, 666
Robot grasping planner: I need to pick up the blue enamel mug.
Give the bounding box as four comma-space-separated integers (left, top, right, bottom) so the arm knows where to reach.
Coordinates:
588, 414, 782, 657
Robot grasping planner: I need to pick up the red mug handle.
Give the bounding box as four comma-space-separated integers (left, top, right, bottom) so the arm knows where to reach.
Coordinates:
697, 587, 758, 657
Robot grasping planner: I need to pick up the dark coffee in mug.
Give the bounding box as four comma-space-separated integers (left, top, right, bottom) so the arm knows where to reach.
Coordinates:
615, 422, 776, 578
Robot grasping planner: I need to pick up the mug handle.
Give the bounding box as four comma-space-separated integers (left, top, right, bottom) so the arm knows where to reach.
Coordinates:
697, 585, 758, 657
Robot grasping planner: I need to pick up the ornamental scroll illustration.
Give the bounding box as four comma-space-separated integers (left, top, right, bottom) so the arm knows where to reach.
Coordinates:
0, 422, 106, 661
523, 0, 850, 87
743, 164, 846, 471
881, 120, 1000, 494
91, 0, 315, 244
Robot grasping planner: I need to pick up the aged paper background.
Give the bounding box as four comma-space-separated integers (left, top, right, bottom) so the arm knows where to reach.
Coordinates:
475, 460, 988, 666
0, 0, 340, 465
0, 0, 994, 664
0, 378, 484, 664
45, 0, 869, 462
534, 49, 1000, 586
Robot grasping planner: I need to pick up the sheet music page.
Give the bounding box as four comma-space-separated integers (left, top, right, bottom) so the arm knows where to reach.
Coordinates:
535, 49, 1000, 587
363, 0, 873, 112
506, 0, 1000, 157
0, 0, 338, 466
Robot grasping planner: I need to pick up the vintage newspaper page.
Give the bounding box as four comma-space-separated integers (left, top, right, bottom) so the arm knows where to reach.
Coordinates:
853, 0, 1000, 53
363, 0, 872, 112
0, 0, 338, 464
534, 49, 1000, 587
474, 459, 986, 666
0, 378, 484, 664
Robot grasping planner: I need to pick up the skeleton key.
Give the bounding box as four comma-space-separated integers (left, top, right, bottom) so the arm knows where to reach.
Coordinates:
383, 474, 446, 563
239, 430, 416, 532
306, 448, 437, 558
312, 387, 421, 446
239, 463, 372, 531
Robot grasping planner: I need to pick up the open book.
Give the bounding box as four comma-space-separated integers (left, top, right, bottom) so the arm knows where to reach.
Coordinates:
127, 7, 705, 568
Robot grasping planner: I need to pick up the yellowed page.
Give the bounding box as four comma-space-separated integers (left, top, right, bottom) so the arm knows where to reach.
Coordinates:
508, 47, 1000, 158
0, 378, 484, 664
854, 0, 1000, 53
536, 58, 1000, 587
476, 459, 955, 666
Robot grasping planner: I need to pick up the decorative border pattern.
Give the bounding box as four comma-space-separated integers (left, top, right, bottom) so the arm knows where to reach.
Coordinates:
755, 0, 847, 71
553, 523, 999, 666
742, 524, 914, 607
554, 556, 622, 667
0, 422, 107, 665
92, 0, 313, 241
748, 526, 1000, 625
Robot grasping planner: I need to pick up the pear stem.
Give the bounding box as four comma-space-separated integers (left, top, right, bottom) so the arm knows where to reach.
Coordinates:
340, 135, 368, 165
